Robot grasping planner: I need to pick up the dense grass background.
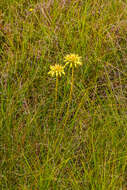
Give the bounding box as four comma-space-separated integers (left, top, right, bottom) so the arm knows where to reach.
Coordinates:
0, 0, 127, 189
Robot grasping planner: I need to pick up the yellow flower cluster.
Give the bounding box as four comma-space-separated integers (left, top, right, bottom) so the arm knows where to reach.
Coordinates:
64, 53, 82, 68
48, 64, 65, 77
48, 53, 82, 77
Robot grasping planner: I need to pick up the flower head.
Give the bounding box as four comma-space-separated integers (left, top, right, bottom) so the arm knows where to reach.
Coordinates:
48, 64, 65, 77
64, 53, 82, 68
29, 8, 34, 12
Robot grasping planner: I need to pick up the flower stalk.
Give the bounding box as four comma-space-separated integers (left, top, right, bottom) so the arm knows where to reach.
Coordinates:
63, 65, 74, 128
54, 75, 58, 117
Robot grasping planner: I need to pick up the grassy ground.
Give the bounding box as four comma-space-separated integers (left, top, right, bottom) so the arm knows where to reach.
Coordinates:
0, 0, 127, 189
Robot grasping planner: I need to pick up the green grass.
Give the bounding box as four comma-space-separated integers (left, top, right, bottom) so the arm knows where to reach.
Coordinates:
0, 0, 127, 189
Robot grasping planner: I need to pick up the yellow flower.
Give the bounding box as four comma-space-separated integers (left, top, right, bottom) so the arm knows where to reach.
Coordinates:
64, 53, 82, 68
29, 8, 33, 12
48, 64, 65, 77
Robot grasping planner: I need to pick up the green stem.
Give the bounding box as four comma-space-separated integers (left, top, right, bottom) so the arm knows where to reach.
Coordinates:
54, 75, 58, 118
58, 67, 70, 120
63, 66, 74, 128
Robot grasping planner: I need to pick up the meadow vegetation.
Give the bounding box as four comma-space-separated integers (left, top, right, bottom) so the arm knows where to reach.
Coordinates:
0, 0, 127, 189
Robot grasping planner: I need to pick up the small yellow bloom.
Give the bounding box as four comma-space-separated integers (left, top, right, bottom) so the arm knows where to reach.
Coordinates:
64, 53, 82, 68
48, 64, 65, 77
29, 8, 34, 12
